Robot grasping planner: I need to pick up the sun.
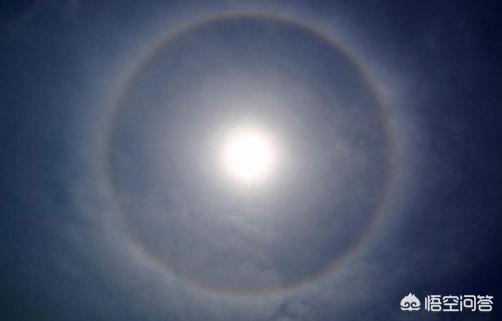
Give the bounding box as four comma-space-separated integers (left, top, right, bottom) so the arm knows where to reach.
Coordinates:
220, 125, 277, 185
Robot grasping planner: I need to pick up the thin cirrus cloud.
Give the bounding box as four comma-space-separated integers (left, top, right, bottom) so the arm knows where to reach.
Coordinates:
1, 1, 500, 321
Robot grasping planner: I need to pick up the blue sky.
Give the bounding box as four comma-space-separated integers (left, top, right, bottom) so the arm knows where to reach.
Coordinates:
1, 1, 501, 320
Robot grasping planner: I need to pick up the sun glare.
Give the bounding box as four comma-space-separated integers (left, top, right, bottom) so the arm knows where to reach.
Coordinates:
221, 125, 276, 185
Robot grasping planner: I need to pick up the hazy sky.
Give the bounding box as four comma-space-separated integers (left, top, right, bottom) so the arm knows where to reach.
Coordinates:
1, 1, 501, 320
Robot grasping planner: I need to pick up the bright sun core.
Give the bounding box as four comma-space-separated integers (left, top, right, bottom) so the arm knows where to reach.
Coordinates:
220, 125, 277, 185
